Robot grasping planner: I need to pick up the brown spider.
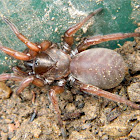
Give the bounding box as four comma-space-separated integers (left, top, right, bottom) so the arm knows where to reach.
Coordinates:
0, 8, 140, 138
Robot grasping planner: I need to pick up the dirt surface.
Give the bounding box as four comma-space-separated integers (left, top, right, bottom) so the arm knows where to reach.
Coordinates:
0, 28, 140, 140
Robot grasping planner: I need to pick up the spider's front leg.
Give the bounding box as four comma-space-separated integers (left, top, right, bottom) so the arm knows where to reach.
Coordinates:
0, 17, 37, 60
0, 44, 31, 61
79, 83, 140, 110
1, 17, 52, 60
3, 17, 40, 52
63, 8, 102, 53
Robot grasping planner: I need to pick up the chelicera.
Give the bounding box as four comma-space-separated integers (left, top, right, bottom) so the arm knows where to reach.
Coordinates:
0, 8, 140, 138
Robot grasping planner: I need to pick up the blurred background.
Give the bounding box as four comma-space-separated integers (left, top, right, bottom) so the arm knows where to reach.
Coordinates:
0, 0, 139, 73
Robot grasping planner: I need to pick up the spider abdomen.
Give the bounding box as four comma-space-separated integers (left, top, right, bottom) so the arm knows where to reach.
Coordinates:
70, 48, 126, 89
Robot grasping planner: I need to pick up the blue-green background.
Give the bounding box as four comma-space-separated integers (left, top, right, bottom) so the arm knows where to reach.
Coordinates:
0, 0, 139, 73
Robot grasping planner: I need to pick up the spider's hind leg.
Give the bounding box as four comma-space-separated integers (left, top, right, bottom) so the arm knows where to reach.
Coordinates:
80, 83, 140, 110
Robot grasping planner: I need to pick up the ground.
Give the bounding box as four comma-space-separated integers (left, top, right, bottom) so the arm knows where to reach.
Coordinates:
0, 28, 140, 140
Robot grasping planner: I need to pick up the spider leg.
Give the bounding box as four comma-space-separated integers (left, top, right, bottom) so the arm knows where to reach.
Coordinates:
3, 17, 40, 52
12, 66, 45, 87
12, 66, 29, 76
77, 32, 140, 52
48, 86, 67, 138
0, 69, 44, 95
0, 73, 23, 81
16, 76, 34, 94
80, 83, 140, 110
0, 44, 31, 60
64, 8, 103, 46
39, 40, 52, 51
32, 78, 44, 87
0, 71, 34, 95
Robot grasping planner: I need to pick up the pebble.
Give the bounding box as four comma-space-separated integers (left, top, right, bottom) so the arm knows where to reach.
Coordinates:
127, 82, 140, 102
31, 128, 42, 138
82, 97, 98, 120
65, 103, 76, 112
68, 130, 96, 139
129, 122, 140, 139
102, 122, 130, 137
101, 110, 140, 137
0, 82, 12, 99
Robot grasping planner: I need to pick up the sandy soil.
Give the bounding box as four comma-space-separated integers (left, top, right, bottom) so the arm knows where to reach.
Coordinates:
0, 28, 140, 140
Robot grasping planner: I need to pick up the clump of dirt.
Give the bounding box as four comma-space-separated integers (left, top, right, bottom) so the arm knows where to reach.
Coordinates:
0, 28, 140, 140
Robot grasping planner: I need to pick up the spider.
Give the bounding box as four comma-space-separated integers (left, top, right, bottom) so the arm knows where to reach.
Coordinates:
0, 8, 140, 138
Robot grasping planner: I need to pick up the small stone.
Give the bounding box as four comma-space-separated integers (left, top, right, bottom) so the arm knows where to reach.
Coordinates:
102, 123, 130, 137
1, 131, 8, 140
127, 50, 140, 73
32, 129, 42, 138
82, 97, 98, 120
115, 136, 129, 140
69, 130, 96, 139
0, 82, 12, 99
127, 82, 140, 102
102, 110, 140, 137
129, 122, 140, 139
101, 134, 109, 140
65, 103, 76, 112
135, 27, 140, 44
8, 124, 17, 132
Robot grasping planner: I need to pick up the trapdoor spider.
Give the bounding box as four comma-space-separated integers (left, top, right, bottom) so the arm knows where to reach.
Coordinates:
0, 8, 140, 138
